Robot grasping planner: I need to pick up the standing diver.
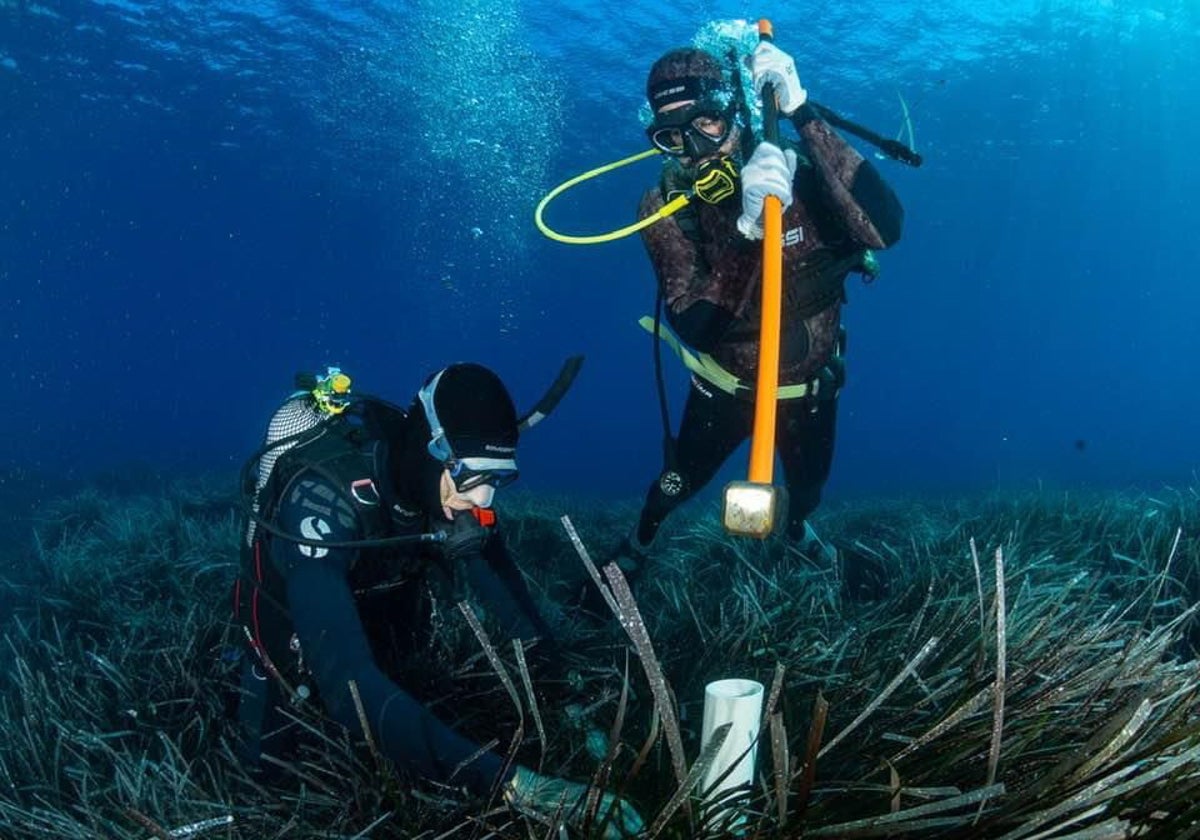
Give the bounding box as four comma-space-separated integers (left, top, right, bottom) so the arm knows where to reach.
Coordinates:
614, 37, 906, 567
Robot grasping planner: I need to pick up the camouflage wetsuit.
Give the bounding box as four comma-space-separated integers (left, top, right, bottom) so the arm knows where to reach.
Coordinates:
635, 104, 905, 544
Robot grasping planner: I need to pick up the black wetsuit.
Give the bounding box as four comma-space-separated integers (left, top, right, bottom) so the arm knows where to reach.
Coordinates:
636, 106, 905, 542
641, 374, 841, 542
234, 407, 553, 795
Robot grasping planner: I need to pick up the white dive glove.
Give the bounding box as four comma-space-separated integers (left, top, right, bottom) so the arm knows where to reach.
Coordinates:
751, 41, 808, 115
737, 141, 798, 240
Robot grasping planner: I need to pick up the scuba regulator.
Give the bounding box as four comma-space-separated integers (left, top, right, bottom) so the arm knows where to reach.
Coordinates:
295, 367, 353, 416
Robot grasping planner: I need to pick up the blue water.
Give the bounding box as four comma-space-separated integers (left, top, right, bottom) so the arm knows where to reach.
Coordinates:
3, 0, 1198, 506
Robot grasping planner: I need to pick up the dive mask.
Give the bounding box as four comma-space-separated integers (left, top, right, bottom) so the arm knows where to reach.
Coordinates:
446, 457, 519, 493
646, 100, 735, 160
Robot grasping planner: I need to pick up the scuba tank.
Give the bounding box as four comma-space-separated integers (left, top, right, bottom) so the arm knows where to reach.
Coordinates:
243, 367, 350, 547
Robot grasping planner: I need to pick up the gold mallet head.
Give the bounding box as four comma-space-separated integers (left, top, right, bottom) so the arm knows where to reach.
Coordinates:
722, 481, 779, 539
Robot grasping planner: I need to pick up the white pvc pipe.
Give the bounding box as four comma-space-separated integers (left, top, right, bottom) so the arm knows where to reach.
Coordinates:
700, 678, 764, 823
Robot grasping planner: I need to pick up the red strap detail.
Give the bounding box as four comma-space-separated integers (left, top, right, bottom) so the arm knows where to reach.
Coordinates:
471, 507, 497, 528
251, 588, 262, 646
247, 588, 286, 685
242, 542, 288, 687
232, 579, 241, 618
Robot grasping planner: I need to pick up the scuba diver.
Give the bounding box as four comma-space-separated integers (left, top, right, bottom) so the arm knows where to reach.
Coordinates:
617, 39, 906, 568
231, 363, 642, 837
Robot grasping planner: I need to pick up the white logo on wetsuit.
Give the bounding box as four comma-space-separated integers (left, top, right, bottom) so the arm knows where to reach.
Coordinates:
299, 515, 331, 558
784, 226, 804, 246
691, 375, 715, 399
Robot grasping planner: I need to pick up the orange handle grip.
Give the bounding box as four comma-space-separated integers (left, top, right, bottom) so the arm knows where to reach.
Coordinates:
747, 194, 783, 484
747, 17, 783, 486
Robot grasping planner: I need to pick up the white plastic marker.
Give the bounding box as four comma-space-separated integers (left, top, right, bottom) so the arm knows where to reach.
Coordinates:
700, 678, 765, 828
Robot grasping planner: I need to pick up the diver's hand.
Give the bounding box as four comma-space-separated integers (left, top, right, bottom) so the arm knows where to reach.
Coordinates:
442, 511, 489, 563
737, 141, 798, 239
566, 703, 611, 762
506, 765, 644, 838
751, 41, 807, 116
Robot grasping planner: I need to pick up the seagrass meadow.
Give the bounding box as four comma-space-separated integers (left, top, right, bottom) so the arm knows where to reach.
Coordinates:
1, 477, 1199, 839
